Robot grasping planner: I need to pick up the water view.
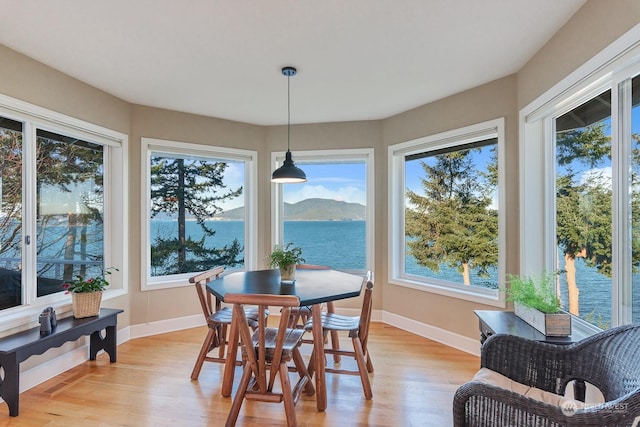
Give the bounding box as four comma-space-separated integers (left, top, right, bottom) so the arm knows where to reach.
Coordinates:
151, 219, 640, 325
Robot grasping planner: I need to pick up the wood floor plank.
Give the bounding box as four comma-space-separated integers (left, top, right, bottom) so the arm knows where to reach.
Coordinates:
0, 322, 479, 426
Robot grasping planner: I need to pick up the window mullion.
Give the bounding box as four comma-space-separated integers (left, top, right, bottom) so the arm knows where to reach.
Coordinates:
22, 122, 37, 305
613, 77, 633, 326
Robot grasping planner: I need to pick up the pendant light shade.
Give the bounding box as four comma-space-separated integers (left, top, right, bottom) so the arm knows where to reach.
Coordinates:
271, 66, 307, 184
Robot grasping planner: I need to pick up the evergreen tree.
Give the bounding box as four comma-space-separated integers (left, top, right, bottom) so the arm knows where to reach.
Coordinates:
405, 146, 498, 285
555, 122, 613, 315
149, 156, 243, 275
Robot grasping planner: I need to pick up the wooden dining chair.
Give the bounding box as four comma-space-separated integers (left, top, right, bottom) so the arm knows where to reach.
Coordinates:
305, 271, 374, 399
224, 293, 315, 427
189, 267, 267, 380
286, 264, 341, 362
286, 264, 331, 327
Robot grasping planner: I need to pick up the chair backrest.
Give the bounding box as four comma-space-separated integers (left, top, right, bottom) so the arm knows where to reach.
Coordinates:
189, 267, 225, 322
358, 271, 374, 346
225, 293, 301, 394
569, 323, 640, 400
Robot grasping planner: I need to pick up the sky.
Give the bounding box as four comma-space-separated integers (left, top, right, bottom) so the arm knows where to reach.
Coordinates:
283, 163, 366, 205
217, 161, 367, 211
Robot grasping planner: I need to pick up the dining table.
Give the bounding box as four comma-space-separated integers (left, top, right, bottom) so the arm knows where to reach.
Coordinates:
206, 268, 365, 412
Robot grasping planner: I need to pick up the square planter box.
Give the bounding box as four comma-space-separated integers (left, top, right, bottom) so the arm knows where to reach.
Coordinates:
514, 303, 571, 336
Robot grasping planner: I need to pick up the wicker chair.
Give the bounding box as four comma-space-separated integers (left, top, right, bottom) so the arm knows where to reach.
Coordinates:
453, 323, 640, 427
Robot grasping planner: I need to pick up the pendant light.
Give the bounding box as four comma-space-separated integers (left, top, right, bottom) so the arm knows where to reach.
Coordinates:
271, 66, 307, 183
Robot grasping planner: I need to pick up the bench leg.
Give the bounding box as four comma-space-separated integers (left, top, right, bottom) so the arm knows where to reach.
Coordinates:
0, 353, 20, 416
90, 325, 117, 362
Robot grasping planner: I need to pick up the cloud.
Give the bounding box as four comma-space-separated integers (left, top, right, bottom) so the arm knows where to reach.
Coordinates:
580, 166, 612, 187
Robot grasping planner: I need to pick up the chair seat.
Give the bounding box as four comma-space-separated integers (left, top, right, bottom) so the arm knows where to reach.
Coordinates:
242, 327, 307, 361
210, 306, 266, 329
305, 312, 360, 333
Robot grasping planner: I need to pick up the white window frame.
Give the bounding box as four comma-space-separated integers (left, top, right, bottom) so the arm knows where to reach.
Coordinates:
388, 118, 506, 306
0, 93, 128, 332
141, 138, 258, 290
270, 148, 375, 275
520, 23, 640, 327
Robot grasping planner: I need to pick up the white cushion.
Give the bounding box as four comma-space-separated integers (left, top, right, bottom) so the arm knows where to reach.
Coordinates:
472, 368, 585, 410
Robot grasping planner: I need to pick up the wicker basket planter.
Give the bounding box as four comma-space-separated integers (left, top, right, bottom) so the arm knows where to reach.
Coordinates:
71, 291, 103, 318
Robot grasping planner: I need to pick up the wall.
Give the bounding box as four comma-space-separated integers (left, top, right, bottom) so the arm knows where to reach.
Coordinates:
518, 0, 640, 109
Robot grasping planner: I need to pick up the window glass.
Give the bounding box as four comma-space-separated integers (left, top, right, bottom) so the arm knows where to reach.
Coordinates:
282, 161, 367, 270
148, 150, 245, 277
36, 129, 105, 297
631, 75, 640, 324
404, 139, 499, 291
0, 118, 23, 309
554, 90, 612, 328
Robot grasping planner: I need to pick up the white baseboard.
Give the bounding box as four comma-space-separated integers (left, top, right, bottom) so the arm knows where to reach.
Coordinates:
381, 311, 481, 356
128, 314, 203, 338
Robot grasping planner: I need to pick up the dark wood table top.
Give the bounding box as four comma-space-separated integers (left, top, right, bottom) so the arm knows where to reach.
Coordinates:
207, 268, 364, 306
475, 309, 599, 344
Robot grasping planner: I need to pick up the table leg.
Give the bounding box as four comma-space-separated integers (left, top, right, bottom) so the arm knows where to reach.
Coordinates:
312, 304, 326, 411
221, 315, 239, 397
0, 353, 20, 416
326, 302, 341, 363
90, 325, 118, 362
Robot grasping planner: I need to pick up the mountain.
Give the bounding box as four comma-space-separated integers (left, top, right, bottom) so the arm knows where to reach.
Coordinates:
215, 198, 365, 221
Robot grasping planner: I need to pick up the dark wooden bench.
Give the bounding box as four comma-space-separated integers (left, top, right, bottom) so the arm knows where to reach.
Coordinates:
0, 308, 123, 416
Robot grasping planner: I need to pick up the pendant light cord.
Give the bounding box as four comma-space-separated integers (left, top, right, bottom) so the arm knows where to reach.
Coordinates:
287, 73, 291, 151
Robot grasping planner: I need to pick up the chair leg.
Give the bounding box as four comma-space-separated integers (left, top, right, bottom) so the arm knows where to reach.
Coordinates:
330, 330, 341, 363
218, 324, 228, 359
365, 351, 374, 373
307, 348, 316, 379
191, 328, 216, 380
352, 337, 373, 399
288, 311, 301, 328
225, 363, 252, 427
292, 347, 315, 396
279, 362, 298, 427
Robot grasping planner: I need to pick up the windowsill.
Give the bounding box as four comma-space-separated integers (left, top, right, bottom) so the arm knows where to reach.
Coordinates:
389, 276, 506, 308
0, 288, 126, 337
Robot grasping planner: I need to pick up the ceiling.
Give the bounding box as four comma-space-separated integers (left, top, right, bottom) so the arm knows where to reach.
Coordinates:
0, 0, 586, 126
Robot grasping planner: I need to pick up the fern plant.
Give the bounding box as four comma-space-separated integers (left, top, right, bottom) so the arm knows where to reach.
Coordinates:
504, 272, 562, 314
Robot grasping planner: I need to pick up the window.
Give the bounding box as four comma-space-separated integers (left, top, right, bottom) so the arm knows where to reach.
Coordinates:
271, 149, 374, 273
389, 119, 505, 304
141, 138, 257, 289
0, 95, 127, 322
520, 27, 640, 329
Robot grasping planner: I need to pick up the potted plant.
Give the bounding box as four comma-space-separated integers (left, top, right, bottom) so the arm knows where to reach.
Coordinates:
63, 267, 118, 318
504, 272, 571, 336
267, 243, 305, 283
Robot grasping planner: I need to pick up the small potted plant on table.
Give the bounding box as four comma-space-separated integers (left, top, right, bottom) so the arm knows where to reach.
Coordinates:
267, 243, 305, 283
504, 272, 571, 336
63, 267, 117, 318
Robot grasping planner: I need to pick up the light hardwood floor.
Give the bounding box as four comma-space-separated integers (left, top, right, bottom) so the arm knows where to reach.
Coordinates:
0, 322, 480, 426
